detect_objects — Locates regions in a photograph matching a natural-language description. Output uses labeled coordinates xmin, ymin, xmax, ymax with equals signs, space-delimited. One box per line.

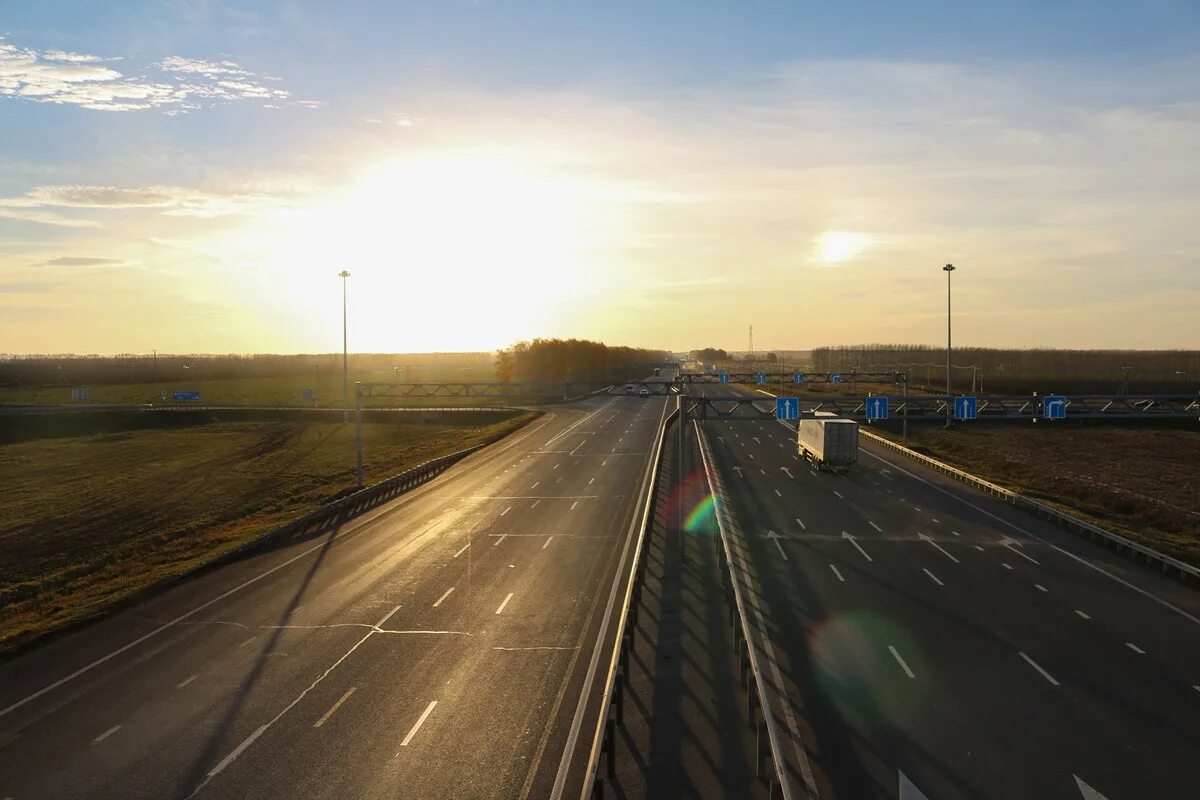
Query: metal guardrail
xmin=695 ymin=420 xmax=794 ymax=799
xmin=180 ymin=443 xmax=489 ymax=576
xmin=860 ymin=430 xmax=1200 ymax=583
xmin=580 ymin=403 xmax=679 ymax=799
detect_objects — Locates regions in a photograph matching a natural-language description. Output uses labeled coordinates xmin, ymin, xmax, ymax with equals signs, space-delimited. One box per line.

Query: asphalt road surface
xmin=0 ymin=389 xmax=671 ymax=800
xmin=691 ymin=381 xmax=1200 ymax=800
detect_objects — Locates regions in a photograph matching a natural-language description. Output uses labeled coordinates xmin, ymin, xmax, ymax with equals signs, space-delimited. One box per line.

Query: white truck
xmin=797 ymin=417 xmax=859 ymax=472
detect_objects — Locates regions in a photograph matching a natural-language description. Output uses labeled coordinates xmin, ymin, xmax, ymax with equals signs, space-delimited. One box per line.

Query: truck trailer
xmin=797 ymin=417 xmax=859 ymax=472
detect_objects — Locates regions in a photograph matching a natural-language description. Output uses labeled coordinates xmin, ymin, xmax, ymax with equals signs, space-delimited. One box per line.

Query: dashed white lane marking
xmin=493 ymin=534 xmax=507 ymax=546
xmin=501 ymin=506 xmax=512 ymax=517
xmin=1075 ymin=609 xmax=1090 ymax=620
xmin=1019 ymin=652 xmax=1060 ymax=686
xmin=888 ymin=646 xmax=916 ymax=679
xmin=809 ymin=469 xmax=817 ymax=477
xmin=93 ymin=724 xmax=121 ymax=743
xmin=1035 ymin=583 xmax=1048 ymax=592
xmin=1193 ymin=685 xmax=1200 ymax=693
xmin=177 ymin=674 xmax=199 ymax=689
xmin=399 ymin=700 xmax=438 ymax=747
xmin=543 ymin=537 xmax=553 ymax=549
xmin=553 ymin=464 xmax=560 ymax=470
xmin=313 ymin=687 xmax=356 ymax=728
xmin=601 ymin=460 xmax=607 ymax=467
xmin=833 ymin=490 xmax=844 ymax=499
xmin=829 ymin=564 xmax=845 ymax=582
xmin=749 ymin=453 xmax=756 ymax=460
xmin=495 ymin=593 xmax=514 ymax=615
xmin=913 ymin=507 xmax=921 ymax=513
xmin=1002 ymin=563 xmax=1014 ymax=570
xmin=238 ymin=636 xmax=256 ymax=648
xmin=868 ymin=521 xmax=883 ymax=533
xmin=951 ymin=530 xmax=961 ymax=536
xmin=923 ymin=568 xmax=944 ymax=587
xmin=973 ymin=545 xmax=985 ymax=552
xmin=588 ymin=477 xmax=595 ymax=485
xmin=570 ymin=500 xmax=579 ymax=511
xmin=931 ymin=518 xmax=941 ymax=524
xmin=1126 ymin=642 xmax=1146 ymax=655
xmin=530 ymin=482 xmax=540 ymax=490
xmin=795 ymin=518 xmax=807 ymax=531
xmin=774 ymin=488 xmax=783 ymax=497
xmin=453 ymin=542 xmax=470 ymax=558
xmin=531 ymin=499 xmax=541 ymax=508
xmin=433 ymin=587 xmax=455 ymax=607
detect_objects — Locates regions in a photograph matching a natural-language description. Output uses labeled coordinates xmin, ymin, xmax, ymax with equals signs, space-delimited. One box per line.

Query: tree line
xmin=495 ymin=339 xmax=669 ymax=383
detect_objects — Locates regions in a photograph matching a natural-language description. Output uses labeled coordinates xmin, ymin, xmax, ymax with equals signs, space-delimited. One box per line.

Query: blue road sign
xmin=302 ymin=388 xmax=314 ymax=401
xmin=719 ymin=373 xmax=730 ymax=384
xmin=757 ymin=372 xmax=767 ymax=384
xmin=830 ymin=373 xmax=842 ymax=384
xmin=866 ymin=396 xmax=889 ymax=420
xmin=173 ymin=391 xmax=201 ymax=401
xmin=793 ymin=373 xmax=805 ymax=384
xmin=1043 ymin=395 xmax=1067 ymax=420
xmin=776 ymin=397 xmax=800 ymax=420
xmin=954 ymin=396 xmax=978 ymax=420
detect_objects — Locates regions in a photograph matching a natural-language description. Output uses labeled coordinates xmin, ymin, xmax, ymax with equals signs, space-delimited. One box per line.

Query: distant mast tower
xmin=748 ymin=324 xmax=754 ymax=359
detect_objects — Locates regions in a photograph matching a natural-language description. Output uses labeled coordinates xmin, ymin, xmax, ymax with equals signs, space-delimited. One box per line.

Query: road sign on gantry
xmin=776 ymin=397 xmax=800 ymax=420
xmin=954 ymin=396 xmax=977 ymax=420
xmin=1043 ymin=395 xmax=1067 ymax=420
xmin=830 ymin=373 xmax=842 ymax=384
xmin=866 ymin=396 xmax=889 ymax=420
xmin=173 ymin=391 xmax=201 ymax=401
xmin=719 ymin=373 xmax=730 ymax=384
xmin=757 ymin=372 xmax=767 ymax=384
xmin=794 ymin=373 xmax=805 ymax=383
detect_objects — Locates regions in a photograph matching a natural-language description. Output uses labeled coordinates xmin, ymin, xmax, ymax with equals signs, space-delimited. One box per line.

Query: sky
xmin=2 ymin=0 xmax=1199 ymax=355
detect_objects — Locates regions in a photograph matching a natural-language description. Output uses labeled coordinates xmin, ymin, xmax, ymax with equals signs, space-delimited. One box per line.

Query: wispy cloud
xmin=40 ymin=256 xmax=127 ymax=267
xmin=0 ymin=183 xmax=301 ymax=227
xmin=0 ymin=39 xmax=319 ymax=112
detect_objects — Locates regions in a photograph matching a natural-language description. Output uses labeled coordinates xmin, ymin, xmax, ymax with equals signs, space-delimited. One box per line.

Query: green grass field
xmin=0 ymin=410 xmax=535 ymax=653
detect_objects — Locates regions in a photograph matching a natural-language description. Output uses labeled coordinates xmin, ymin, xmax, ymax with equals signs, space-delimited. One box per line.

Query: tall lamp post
xmin=339 ymin=270 xmax=351 ymax=422
xmin=943 ymin=263 xmax=955 ymax=428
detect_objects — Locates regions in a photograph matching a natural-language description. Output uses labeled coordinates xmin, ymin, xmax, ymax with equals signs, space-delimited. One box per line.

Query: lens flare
xmin=808 ymin=611 xmax=922 ymax=727
xmin=684 ymin=494 xmax=717 ymax=532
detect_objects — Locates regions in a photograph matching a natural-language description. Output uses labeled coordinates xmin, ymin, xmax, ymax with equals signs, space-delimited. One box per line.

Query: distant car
xmin=638 ymin=386 xmax=651 ymax=397
xmin=624 ymin=383 xmax=637 ymax=394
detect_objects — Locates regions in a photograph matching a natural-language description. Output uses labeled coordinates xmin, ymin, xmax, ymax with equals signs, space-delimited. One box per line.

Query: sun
xmin=815 ymin=230 xmax=872 ymax=264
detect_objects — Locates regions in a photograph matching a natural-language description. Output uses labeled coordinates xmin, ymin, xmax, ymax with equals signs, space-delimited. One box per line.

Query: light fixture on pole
xmin=339 ymin=270 xmax=350 ymax=423
xmin=943 ymin=263 xmax=955 ymax=428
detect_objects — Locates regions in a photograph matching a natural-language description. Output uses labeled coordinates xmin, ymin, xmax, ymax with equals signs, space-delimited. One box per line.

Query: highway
xmin=691 ymin=381 xmax=1200 ymax=799
xmin=0 ymin=389 xmax=671 ymax=799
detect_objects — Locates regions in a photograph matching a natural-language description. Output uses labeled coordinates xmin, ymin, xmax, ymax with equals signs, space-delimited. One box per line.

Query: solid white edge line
xmin=208 ymin=725 xmax=267 ymax=777
xmin=859 ymin=446 xmax=1200 ymax=627
xmin=888 ymin=646 xmax=916 ymax=679
xmin=399 ymin=700 xmax=438 ymax=746
xmin=1019 ymin=652 xmax=1060 ymax=686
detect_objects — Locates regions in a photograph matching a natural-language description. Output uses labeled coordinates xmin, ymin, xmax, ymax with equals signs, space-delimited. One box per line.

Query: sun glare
xmin=238 ymin=150 xmax=628 ymax=351
xmin=815 ymin=230 xmax=872 ymax=264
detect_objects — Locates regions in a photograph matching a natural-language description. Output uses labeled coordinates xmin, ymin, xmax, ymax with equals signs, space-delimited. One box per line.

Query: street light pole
xmin=339 ymin=270 xmax=351 ymax=423
xmin=943 ymin=263 xmax=955 ymax=428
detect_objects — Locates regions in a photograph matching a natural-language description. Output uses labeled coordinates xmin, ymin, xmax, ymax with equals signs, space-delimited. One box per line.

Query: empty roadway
xmin=0 ymin=387 xmax=671 ymax=799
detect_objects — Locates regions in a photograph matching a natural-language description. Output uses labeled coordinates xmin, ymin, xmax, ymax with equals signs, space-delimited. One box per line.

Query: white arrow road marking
xmin=999 ymin=537 xmax=1041 ymax=565
xmin=919 ymin=532 xmax=960 ymax=563
xmin=765 ymin=530 xmax=788 ymax=560
xmin=898 ymin=770 xmax=931 ymax=799
xmin=922 ymin=568 xmax=944 ymax=586
xmin=781 ymin=467 xmax=793 ymax=478
xmin=1074 ymin=775 xmax=1112 ymax=800
xmin=795 ymin=517 xmax=806 ymax=531
xmin=842 ymin=531 xmax=872 ymax=562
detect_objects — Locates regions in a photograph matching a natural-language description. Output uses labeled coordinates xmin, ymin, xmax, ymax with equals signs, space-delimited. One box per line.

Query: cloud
xmin=0 ymin=38 xmax=319 ymax=112
xmin=0 ymin=183 xmax=301 ymax=227
xmin=0 ymin=281 xmax=54 ymax=294
xmin=41 ymin=256 xmax=126 ymax=267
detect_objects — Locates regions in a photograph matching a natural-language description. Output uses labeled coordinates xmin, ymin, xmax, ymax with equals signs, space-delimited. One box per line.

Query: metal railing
xmin=694 ymin=420 xmax=795 ymax=799
xmin=178 ymin=443 xmax=489 ymax=579
xmin=579 ymin=402 xmax=679 ymax=799
xmin=860 ymin=430 xmax=1200 ymax=583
